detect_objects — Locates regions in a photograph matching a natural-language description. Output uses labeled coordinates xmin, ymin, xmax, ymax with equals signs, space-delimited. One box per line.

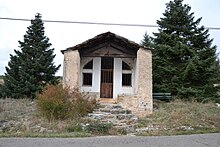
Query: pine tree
xmin=141 ymin=32 xmax=154 ymax=48
xmin=150 ymin=0 xmax=220 ymax=101
xmin=3 ymin=13 xmax=60 ymax=99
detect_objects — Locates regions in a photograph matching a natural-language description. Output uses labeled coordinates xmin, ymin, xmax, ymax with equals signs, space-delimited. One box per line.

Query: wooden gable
xmin=61 ymin=32 xmax=147 ymax=58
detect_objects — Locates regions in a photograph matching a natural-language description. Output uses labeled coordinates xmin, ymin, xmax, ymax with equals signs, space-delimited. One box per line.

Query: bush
xmin=37 ymin=84 xmax=96 ymax=121
xmin=71 ymin=93 xmax=96 ymax=118
xmin=37 ymin=84 xmax=71 ymax=121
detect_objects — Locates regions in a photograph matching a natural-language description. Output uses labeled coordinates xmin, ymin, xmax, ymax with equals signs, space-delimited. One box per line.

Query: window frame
xmin=82 ymin=60 xmax=93 ymax=87
xmin=122 ymin=61 xmax=132 ymax=87
xmin=122 ymin=73 xmax=132 ymax=86
xmin=82 ymin=73 xmax=93 ymax=86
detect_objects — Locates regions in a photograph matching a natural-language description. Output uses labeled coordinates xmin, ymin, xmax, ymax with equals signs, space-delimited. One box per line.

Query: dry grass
xmin=137 ymin=99 xmax=220 ymax=136
xmin=0 ymin=98 xmax=91 ymax=136
xmin=0 ymin=98 xmax=113 ymax=137
xmin=1 ymin=98 xmax=220 ymax=137
xmin=0 ymin=98 xmax=35 ymax=121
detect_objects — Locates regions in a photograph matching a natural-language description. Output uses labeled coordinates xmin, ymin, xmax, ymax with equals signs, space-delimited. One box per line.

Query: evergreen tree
xmin=149 ymin=0 xmax=220 ymax=101
xmin=141 ymin=32 xmax=154 ymax=48
xmin=3 ymin=13 xmax=60 ymax=99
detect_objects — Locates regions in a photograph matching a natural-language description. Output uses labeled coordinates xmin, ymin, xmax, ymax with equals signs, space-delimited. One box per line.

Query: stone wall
xmin=63 ymin=47 xmax=152 ymax=117
xmin=119 ymin=48 xmax=152 ymax=117
xmin=63 ymin=50 xmax=80 ymax=89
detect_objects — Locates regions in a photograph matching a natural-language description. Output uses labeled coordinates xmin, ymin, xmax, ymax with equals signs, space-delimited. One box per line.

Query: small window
xmin=83 ymin=60 xmax=93 ymax=69
xmin=122 ymin=73 xmax=132 ymax=86
xmin=83 ymin=73 xmax=92 ymax=86
xmin=122 ymin=61 xmax=132 ymax=86
xmin=122 ymin=61 xmax=131 ymax=70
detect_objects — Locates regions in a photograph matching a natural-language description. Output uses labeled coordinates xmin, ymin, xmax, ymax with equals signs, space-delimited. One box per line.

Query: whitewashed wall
xmin=114 ymin=58 xmax=136 ymax=99
xmin=80 ymin=57 xmax=101 ymax=93
xmin=80 ymin=56 xmax=136 ymax=99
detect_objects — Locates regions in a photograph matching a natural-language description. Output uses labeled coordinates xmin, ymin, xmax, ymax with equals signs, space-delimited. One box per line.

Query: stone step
xmin=86 ymin=102 xmax=139 ymax=133
xmin=94 ymin=108 xmax=131 ymax=114
xmin=87 ymin=113 xmax=136 ymax=120
xmin=97 ymin=104 xmax=123 ymax=109
xmin=91 ymin=118 xmax=138 ymax=127
xmin=97 ymin=98 xmax=117 ymax=104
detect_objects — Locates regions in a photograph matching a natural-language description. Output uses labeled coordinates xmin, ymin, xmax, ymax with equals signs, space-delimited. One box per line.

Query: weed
xmin=36 ymin=84 xmax=96 ymax=121
xmin=36 ymin=84 xmax=72 ymax=121
xmin=71 ymin=93 xmax=96 ymax=118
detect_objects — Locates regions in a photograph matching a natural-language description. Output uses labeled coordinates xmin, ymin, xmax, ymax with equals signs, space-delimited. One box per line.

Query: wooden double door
xmin=100 ymin=57 xmax=113 ymax=98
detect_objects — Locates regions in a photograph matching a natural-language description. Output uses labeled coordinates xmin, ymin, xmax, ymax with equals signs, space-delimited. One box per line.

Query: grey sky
xmin=0 ymin=0 xmax=219 ymax=76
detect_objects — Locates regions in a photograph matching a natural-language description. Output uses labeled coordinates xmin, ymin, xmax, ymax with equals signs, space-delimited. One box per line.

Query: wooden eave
xmin=61 ymin=32 xmax=150 ymax=55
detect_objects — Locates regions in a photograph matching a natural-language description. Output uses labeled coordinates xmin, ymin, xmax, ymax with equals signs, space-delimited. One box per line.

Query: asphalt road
xmin=0 ymin=133 xmax=220 ymax=147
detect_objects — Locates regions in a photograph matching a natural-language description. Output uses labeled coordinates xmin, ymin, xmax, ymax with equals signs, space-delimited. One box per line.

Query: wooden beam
xmin=81 ymin=54 xmax=136 ymax=58
xmin=80 ymin=42 xmax=137 ymax=57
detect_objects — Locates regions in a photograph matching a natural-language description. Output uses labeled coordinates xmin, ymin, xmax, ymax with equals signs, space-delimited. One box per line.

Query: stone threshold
xmin=96 ymin=98 xmax=117 ymax=104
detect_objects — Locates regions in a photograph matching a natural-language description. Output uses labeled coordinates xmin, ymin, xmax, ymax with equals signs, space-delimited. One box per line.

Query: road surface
xmin=0 ymin=133 xmax=220 ymax=147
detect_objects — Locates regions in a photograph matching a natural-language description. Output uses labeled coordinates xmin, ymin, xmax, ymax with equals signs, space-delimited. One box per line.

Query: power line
xmin=0 ymin=17 xmax=220 ymax=30
xmin=0 ymin=17 xmax=158 ymax=28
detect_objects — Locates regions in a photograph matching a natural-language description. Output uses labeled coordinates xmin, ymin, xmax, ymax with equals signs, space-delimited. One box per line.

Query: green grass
xmin=136 ymin=99 xmax=220 ymax=136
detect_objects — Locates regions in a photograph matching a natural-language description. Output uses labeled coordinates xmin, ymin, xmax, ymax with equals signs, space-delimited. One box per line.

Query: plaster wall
xmin=114 ymin=58 xmax=135 ymax=99
xmin=119 ymin=48 xmax=153 ymax=117
xmin=63 ymin=50 xmax=80 ymax=89
xmin=80 ymin=57 xmax=101 ymax=96
xmin=62 ymin=46 xmax=153 ymax=117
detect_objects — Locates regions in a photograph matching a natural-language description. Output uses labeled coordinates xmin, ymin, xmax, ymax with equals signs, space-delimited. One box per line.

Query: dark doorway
xmin=100 ymin=57 xmax=114 ymax=98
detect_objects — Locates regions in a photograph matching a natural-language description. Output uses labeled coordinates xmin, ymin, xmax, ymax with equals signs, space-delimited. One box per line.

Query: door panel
xmin=100 ymin=83 xmax=113 ymax=98
xmin=100 ymin=69 xmax=113 ymax=98
xmin=100 ymin=57 xmax=113 ymax=98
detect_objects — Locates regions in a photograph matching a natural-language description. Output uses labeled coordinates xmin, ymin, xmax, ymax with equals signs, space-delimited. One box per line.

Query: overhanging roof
xmin=61 ymin=32 xmax=148 ymax=54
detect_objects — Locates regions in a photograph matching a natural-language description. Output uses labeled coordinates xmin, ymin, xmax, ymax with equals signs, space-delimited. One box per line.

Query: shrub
xmin=37 ymin=84 xmax=96 ymax=121
xmin=71 ymin=91 xmax=96 ymax=118
xmin=37 ymin=84 xmax=71 ymax=121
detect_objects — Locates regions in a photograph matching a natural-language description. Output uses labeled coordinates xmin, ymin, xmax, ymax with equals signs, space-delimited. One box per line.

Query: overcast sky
xmin=0 ymin=0 xmax=220 ymax=76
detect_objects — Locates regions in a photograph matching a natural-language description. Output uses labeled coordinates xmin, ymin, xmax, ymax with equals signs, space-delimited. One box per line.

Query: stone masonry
xmin=62 ymin=32 xmax=153 ymax=117
xmin=119 ymin=48 xmax=153 ymax=117
xmin=63 ymin=50 xmax=80 ymax=89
